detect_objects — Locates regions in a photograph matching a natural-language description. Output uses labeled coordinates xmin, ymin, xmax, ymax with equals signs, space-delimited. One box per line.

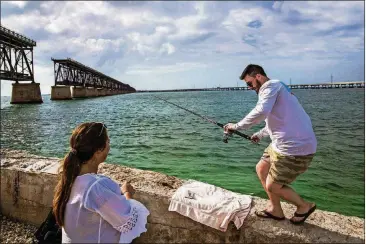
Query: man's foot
xmin=290 ymin=203 xmax=316 ymax=225
xmin=255 ymin=209 xmax=285 ymax=221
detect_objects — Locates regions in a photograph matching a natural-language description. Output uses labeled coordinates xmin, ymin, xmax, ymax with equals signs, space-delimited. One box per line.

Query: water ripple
xmin=1 ymin=90 xmax=365 ymax=217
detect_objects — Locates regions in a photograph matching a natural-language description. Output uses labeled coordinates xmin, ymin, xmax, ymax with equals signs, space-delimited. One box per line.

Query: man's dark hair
xmin=239 ymin=64 xmax=267 ymax=80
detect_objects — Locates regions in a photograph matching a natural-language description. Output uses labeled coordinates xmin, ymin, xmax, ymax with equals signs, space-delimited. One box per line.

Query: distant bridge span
xmin=137 ymin=81 xmax=365 ymax=93
xmin=51 ymin=58 xmax=136 ymax=100
xmin=52 ymin=58 xmax=135 ymax=91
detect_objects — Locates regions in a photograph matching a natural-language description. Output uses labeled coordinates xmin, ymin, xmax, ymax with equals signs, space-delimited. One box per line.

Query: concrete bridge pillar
xmin=85 ymin=87 xmax=98 ymax=97
xmin=11 ymin=83 xmax=43 ymax=104
xmin=92 ymin=88 xmax=98 ymax=97
xmin=50 ymin=86 xmax=72 ymax=100
xmin=98 ymin=88 xmax=106 ymax=96
xmin=71 ymin=86 xmax=87 ymax=98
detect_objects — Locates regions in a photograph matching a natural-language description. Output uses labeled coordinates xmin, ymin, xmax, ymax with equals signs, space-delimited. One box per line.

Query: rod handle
xmin=217 ymin=122 xmax=251 ymax=141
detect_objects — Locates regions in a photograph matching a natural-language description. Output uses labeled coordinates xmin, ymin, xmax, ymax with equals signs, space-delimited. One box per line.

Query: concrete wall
xmin=51 ymin=86 xmax=72 ymax=100
xmin=0 ymin=149 xmax=364 ymax=243
xmin=11 ymin=83 xmax=43 ymax=104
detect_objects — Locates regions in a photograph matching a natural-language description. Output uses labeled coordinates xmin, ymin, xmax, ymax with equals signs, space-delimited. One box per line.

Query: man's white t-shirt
xmin=234 ymin=80 xmax=317 ymax=156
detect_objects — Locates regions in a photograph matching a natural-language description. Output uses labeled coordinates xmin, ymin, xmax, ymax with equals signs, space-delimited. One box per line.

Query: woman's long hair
xmin=53 ymin=122 xmax=108 ymax=226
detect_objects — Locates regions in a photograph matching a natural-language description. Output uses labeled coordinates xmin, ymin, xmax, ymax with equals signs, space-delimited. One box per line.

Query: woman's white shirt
xmin=62 ymin=174 xmax=149 ymax=243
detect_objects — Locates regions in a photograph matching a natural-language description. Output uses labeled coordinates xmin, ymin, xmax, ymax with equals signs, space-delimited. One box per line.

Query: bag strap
xmin=33 ymin=208 xmax=61 ymax=243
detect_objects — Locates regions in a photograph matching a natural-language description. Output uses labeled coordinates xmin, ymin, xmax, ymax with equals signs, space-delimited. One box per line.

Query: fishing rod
xmin=153 ymin=95 xmax=254 ymax=143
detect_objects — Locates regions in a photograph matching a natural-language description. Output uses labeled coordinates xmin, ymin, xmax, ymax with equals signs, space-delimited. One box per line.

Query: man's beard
xmin=254 ymin=79 xmax=261 ymax=94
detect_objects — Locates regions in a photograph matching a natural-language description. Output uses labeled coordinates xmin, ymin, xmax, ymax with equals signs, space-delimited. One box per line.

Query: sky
xmin=1 ymin=1 xmax=365 ymax=96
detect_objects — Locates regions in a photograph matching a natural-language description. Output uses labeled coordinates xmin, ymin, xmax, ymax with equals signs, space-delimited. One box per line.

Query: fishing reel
xmin=222 ymin=121 xmax=236 ymax=143
xmin=222 ymin=131 xmax=233 ymax=143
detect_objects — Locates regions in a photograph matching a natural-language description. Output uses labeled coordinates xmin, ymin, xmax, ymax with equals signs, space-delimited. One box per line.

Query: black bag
xmin=33 ymin=208 xmax=62 ymax=244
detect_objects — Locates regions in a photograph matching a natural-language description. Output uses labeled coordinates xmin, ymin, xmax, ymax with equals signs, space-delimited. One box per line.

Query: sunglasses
xmin=84 ymin=122 xmax=107 ymax=137
xmin=246 ymin=81 xmax=253 ymax=87
xmin=98 ymin=123 xmax=107 ymax=137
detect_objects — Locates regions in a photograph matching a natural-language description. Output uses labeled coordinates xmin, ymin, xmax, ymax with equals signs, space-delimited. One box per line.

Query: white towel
xmin=168 ymin=180 xmax=252 ymax=232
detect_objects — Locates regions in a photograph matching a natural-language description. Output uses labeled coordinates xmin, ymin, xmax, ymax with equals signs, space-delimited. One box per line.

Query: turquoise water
xmin=1 ymin=89 xmax=365 ymax=217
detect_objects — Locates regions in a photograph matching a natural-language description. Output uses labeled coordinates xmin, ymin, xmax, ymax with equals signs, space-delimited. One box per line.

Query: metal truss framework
xmin=0 ymin=25 xmax=36 ymax=82
xmin=52 ymin=58 xmax=135 ymax=91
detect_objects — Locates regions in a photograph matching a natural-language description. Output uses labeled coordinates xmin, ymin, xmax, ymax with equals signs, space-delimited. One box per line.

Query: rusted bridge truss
xmin=0 ymin=25 xmax=36 ymax=82
xmin=52 ymin=58 xmax=135 ymax=91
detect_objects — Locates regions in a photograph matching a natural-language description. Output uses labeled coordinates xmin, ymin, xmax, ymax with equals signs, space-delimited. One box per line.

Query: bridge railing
xmin=0 ymin=25 xmax=36 ymax=47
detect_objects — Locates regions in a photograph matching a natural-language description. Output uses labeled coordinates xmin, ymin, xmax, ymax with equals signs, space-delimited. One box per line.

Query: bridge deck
xmin=0 ymin=25 xmax=36 ymax=48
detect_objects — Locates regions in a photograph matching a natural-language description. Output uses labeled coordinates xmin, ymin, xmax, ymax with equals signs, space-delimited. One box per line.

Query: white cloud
xmin=3 ymin=1 xmax=28 ymax=8
xmin=0 ymin=1 xmax=364 ymax=95
xmin=159 ymin=43 xmax=176 ymax=55
xmin=1 ymin=9 xmax=49 ymax=33
xmin=125 ymin=62 xmax=208 ymax=75
xmin=272 ymin=1 xmax=283 ymax=10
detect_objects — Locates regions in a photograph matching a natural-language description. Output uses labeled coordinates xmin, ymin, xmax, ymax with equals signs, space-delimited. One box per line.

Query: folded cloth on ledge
xmin=168 ymin=180 xmax=252 ymax=232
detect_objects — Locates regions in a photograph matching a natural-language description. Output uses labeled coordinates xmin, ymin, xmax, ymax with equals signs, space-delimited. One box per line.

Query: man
xmin=224 ymin=64 xmax=317 ymax=224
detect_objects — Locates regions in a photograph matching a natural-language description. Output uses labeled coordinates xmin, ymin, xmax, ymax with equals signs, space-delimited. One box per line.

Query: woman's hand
xmin=121 ymin=182 xmax=135 ymax=199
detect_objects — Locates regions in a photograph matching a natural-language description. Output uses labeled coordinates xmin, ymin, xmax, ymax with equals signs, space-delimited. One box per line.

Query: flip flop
xmin=255 ymin=210 xmax=285 ymax=221
xmin=290 ymin=204 xmax=317 ymax=225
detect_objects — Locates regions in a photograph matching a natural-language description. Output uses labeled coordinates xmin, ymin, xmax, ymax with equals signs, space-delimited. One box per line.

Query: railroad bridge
xmin=51 ymin=58 xmax=135 ymax=100
xmin=1 ymin=25 xmax=136 ymax=102
xmin=0 ymin=25 xmax=42 ymax=104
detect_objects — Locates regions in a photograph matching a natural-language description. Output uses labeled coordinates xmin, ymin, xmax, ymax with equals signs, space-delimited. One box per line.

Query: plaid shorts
xmin=261 ymin=144 xmax=314 ymax=185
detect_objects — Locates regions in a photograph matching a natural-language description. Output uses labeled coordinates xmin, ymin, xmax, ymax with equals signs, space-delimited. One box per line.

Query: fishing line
xmin=152 ymin=95 xmax=256 ymax=144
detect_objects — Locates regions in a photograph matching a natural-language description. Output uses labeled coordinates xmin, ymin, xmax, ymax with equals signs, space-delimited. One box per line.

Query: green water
xmin=1 ymin=89 xmax=365 ymax=218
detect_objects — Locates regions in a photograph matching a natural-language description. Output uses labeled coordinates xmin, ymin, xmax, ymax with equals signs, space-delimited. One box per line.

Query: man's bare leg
xmin=266 ymin=179 xmax=315 ymax=221
xmin=256 ymin=160 xmax=284 ymax=217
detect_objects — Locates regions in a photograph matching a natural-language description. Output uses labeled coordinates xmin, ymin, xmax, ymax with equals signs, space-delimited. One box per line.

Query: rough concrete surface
xmin=0 ymin=149 xmax=364 ymax=243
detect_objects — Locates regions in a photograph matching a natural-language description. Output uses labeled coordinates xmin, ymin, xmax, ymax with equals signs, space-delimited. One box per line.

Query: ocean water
xmin=1 ymin=89 xmax=364 ymax=217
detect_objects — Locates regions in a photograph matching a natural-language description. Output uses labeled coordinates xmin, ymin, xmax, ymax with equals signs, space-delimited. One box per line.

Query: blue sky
xmin=1 ymin=1 xmax=365 ymax=95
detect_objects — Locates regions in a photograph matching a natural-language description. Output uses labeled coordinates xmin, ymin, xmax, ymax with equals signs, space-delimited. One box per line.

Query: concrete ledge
xmin=0 ymin=149 xmax=364 ymax=243
xmin=11 ymin=83 xmax=43 ymax=104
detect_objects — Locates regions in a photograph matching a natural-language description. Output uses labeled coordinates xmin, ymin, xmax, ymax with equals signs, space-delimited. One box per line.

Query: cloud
xmin=3 ymin=1 xmax=28 ymax=9
xmin=247 ymin=20 xmax=263 ymax=29
xmin=0 ymin=1 xmax=364 ymax=95
xmin=125 ymin=62 xmax=208 ymax=75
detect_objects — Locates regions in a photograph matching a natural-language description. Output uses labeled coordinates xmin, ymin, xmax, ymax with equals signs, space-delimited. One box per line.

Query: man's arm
xmin=233 ymin=82 xmax=281 ymax=131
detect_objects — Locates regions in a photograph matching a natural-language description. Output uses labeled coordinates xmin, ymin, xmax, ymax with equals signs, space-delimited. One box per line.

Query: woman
xmin=53 ymin=122 xmax=149 ymax=243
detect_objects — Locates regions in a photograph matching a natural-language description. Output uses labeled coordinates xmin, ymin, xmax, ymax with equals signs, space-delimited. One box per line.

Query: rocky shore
xmin=0 ymin=214 xmax=38 ymax=244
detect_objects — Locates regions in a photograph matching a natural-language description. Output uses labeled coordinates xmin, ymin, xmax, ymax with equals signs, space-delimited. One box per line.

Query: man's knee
xmin=266 ymin=180 xmax=282 ymax=193
xmin=256 ymin=160 xmax=270 ymax=175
